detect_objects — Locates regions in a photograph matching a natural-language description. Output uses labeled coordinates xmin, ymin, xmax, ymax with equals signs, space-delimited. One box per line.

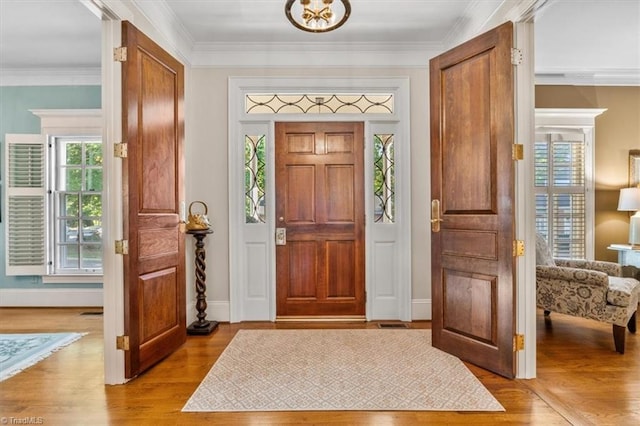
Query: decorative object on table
xmin=186 ymin=228 xmax=218 ymax=335
xmin=285 ymin=0 xmax=351 ymax=33
xmin=617 ymin=186 xmax=640 ymax=247
xmin=0 ymin=332 xmax=86 ymax=382
xmin=185 ymin=200 xmax=211 ymax=231
xmin=183 ymin=329 xmax=504 ymax=412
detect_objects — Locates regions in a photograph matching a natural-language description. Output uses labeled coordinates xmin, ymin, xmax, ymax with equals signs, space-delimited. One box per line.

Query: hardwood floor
xmin=0 ymin=308 xmax=637 ymax=425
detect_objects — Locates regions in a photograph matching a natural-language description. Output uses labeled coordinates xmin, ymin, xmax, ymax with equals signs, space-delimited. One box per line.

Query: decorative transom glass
xmin=374 ymin=134 xmax=395 ymax=223
xmin=245 ymin=135 xmax=266 ymax=223
xmin=246 ymin=94 xmax=394 ymax=114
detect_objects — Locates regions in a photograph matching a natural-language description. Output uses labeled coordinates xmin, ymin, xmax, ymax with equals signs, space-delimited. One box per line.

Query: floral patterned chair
xmin=535 ymin=234 xmax=639 ymax=353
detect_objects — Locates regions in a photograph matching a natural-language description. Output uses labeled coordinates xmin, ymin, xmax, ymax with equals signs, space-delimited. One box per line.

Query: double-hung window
xmin=4 ymin=109 xmax=102 ymax=279
xmin=51 ymin=137 xmax=103 ymax=274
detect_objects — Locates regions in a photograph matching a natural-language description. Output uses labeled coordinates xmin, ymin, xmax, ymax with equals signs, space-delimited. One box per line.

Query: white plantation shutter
xmin=4 ymin=134 xmax=47 ymax=275
xmin=534 ymin=131 xmax=589 ymax=259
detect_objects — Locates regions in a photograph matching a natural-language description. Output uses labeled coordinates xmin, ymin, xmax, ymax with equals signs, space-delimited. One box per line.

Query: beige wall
xmin=535 ymin=86 xmax=640 ymax=261
xmin=186 ymin=67 xmax=431 ymax=307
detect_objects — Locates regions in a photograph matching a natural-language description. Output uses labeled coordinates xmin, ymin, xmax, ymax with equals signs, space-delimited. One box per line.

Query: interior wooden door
xmin=275 ymin=122 xmax=365 ymax=319
xmin=122 ymin=21 xmax=186 ymax=378
xmin=430 ymin=21 xmax=516 ymax=378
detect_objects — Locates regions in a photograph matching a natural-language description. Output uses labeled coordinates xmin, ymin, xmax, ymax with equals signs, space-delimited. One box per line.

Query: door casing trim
xmin=229 ymin=77 xmax=412 ymax=323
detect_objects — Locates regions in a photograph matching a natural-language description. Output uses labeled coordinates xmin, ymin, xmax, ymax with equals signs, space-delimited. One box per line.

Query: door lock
xmin=275 ymin=228 xmax=287 ymax=245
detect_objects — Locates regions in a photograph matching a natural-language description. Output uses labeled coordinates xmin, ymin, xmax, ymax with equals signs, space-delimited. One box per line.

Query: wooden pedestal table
xmin=186 ymin=229 xmax=218 ymax=335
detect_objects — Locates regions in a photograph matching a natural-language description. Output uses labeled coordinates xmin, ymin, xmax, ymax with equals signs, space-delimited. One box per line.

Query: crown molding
xmin=535 ymin=68 xmax=640 ymax=86
xmin=0 ymin=67 xmax=101 ymax=86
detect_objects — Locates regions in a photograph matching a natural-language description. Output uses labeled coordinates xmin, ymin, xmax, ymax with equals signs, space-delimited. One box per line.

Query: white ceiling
xmin=0 ymin=0 xmax=638 ymax=85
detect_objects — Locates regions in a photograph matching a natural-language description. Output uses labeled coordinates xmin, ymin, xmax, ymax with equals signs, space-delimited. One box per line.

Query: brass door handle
xmin=431 ymin=199 xmax=444 ymax=232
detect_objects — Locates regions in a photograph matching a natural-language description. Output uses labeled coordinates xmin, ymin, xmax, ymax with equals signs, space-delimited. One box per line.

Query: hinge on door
xmin=513 ymin=240 xmax=525 ymax=257
xmin=511 ymin=48 xmax=523 ymax=65
xmin=116 ymin=335 xmax=130 ymax=351
xmin=514 ymin=334 xmax=525 ymax=351
xmin=114 ymin=143 xmax=128 ymax=158
xmin=114 ymin=46 xmax=127 ymax=62
xmin=512 ymin=144 xmax=524 ymax=161
xmin=115 ymin=240 xmax=129 ymax=255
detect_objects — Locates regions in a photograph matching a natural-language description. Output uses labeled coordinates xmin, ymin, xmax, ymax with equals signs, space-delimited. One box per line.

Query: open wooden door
xmin=430 ymin=21 xmax=516 ymax=378
xmin=121 ymin=21 xmax=186 ymax=378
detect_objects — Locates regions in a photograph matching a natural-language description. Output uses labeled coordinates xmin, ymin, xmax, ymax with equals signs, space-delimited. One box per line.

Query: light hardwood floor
xmin=0 ymin=308 xmax=637 ymax=425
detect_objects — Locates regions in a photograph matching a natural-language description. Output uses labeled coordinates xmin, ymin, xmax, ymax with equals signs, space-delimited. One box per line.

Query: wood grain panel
xmin=288 ymin=241 xmax=317 ymax=298
xmin=441 ymin=230 xmax=498 ymax=260
xmin=442 ymin=52 xmax=494 ymax=214
xmin=138 ymin=228 xmax=178 ymax=259
xmin=326 ymin=133 xmax=354 ymax=153
xmin=443 ymin=269 xmax=497 ymax=345
xmin=140 ymin=54 xmax=177 ymax=212
xmin=139 ymin=268 xmax=179 ymax=342
xmin=287 ymin=133 xmax=315 ymax=154
xmin=326 ymin=240 xmax=356 ymax=298
xmin=286 ymin=165 xmax=315 ymax=223
xmin=325 ymin=165 xmax=354 ymax=222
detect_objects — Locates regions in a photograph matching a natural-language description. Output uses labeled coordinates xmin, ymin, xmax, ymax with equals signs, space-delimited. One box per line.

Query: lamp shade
xmin=617 ymin=187 xmax=640 ymax=211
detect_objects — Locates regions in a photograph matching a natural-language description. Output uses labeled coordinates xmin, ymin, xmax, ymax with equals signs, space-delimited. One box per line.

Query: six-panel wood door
xmin=275 ymin=122 xmax=365 ymax=318
xmin=122 ymin=21 xmax=186 ymax=378
xmin=429 ymin=22 xmax=516 ymax=378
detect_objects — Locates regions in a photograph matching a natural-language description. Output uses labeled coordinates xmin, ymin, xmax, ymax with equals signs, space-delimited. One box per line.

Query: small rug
xmin=183 ymin=329 xmax=504 ymax=412
xmin=0 ymin=332 xmax=86 ymax=382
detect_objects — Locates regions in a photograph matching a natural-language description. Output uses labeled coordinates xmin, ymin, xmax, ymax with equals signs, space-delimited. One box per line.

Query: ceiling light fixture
xmin=285 ymin=0 xmax=351 ymax=33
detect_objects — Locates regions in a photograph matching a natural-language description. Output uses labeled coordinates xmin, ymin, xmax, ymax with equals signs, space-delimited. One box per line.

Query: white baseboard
xmin=0 ymin=288 xmax=103 ymax=307
xmin=187 ymin=300 xmax=231 ymax=324
xmin=411 ymin=299 xmax=432 ymax=320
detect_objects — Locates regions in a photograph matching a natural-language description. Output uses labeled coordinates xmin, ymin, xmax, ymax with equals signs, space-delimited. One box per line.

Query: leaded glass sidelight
xmin=245 ymin=135 xmax=266 ymax=223
xmin=374 ymin=134 xmax=395 ymax=223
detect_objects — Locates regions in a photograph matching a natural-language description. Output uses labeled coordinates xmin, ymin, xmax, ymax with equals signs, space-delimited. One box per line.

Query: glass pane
xmin=552 ymin=193 xmax=585 ymax=259
xmin=84 ymin=142 xmax=103 ymax=166
xmin=60 ymin=219 xmax=79 ymax=243
xmin=81 ymin=219 xmax=102 ymax=242
xmin=244 ymin=135 xmax=266 ymax=223
xmin=81 ymin=245 xmax=103 ymax=270
xmin=61 ymin=193 xmax=79 ymax=217
xmin=64 ymin=142 xmax=82 ymax=165
xmin=81 ymin=194 xmax=102 ymax=217
xmin=60 ymin=168 xmax=82 ymax=191
xmin=373 ymin=134 xmax=395 ymax=223
xmin=552 ymin=142 xmax=584 ymax=187
xmin=85 ymin=168 xmax=103 ymax=191
xmin=534 ymin=141 xmax=549 ymax=187
xmin=59 ymin=245 xmax=79 ymax=269
xmin=535 ymin=194 xmax=549 ymax=240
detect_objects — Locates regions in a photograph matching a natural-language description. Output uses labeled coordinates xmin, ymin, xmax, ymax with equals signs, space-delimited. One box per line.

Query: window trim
xmin=535 ymin=108 xmax=606 ymax=260
xmin=31 ymin=109 xmax=103 ymax=278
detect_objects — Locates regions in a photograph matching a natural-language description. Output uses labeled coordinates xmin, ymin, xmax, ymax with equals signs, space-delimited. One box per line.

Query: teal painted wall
xmin=0 ymin=85 xmax=102 ymax=288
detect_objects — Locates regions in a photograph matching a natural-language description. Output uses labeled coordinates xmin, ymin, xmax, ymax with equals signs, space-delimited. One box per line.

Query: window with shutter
xmin=535 ymin=132 xmax=589 ymax=259
xmin=4 ymin=134 xmax=47 ymax=275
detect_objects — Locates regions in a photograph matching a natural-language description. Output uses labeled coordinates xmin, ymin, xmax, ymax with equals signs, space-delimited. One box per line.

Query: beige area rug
xmin=182 ymin=329 xmax=504 ymax=412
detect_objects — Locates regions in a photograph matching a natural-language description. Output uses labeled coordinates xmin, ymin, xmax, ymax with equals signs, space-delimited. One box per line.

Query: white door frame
xmin=228 ymin=77 xmax=412 ymax=323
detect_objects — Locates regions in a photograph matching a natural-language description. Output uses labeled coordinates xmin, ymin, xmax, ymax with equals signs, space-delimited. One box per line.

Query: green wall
xmin=0 ymin=85 xmax=102 ymax=288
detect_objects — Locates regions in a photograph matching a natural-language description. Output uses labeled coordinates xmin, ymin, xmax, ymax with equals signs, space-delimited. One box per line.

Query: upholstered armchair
xmin=535 ymin=234 xmax=640 ymax=353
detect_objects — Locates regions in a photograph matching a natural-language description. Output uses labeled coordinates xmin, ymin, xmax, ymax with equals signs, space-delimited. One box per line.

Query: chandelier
xmin=285 ymin=0 xmax=351 ymax=33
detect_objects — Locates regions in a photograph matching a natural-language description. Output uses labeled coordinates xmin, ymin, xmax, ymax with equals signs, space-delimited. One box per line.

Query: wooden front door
xmin=122 ymin=21 xmax=186 ymax=378
xmin=275 ymin=122 xmax=365 ymax=318
xmin=429 ymin=22 xmax=516 ymax=378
